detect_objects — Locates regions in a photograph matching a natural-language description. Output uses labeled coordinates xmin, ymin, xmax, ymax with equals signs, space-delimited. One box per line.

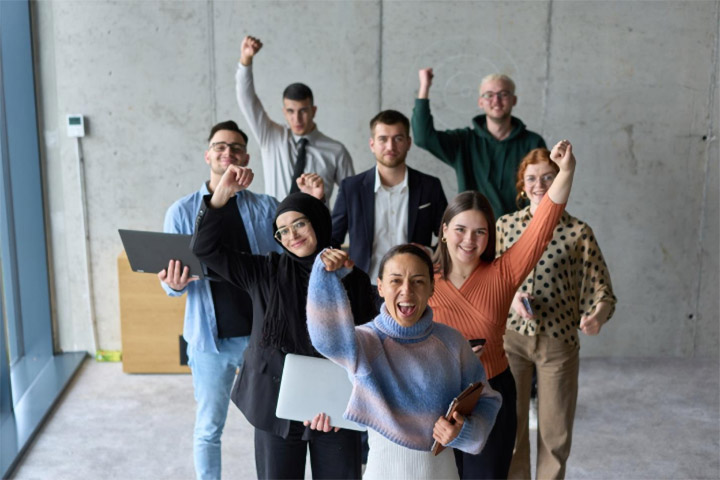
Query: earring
xmin=521 ymin=191 xmax=527 ymax=198
xmin=441 ymin=237 xmax=447 ymax=243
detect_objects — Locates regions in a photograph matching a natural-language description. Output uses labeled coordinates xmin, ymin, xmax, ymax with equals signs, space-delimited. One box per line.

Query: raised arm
xmin=306 ymin=250 xmax=363 ymax=373
xmin=417 ymin=67 xmax=434 ymax=99
xmin=412 ymin=68 xmax=464 ymax=165
xmin=497 ymin=140 xmax=576 ymax=287
xmin=547 ymin=140 xmax=575 ymax=205
xmin=209 ymin=165 xmax=254 ymax=209
xmin=295 ymin=173 xmax=326 ymax=201
xmin=191 ymin=166 xmax=267 ymax=290
xmin=239 ymin=35 xmax=262 ymax=67
xmin=496 ymin=216 xmax=536 ymax=319
xmin=236 ymin=35 xmax=283 ymax=146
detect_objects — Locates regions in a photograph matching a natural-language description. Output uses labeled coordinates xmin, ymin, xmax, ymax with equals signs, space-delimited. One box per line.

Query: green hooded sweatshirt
xmin=412 ymin=98 xmax=546 ymax=219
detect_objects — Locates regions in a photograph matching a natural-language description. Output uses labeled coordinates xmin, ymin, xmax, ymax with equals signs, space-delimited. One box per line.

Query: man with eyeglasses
xmin=158 ymin=120 xmax=322 ymax=480
xmin=412 ymin=68 xmax=546 ymax=219
xmin=236 ymin=35 xmax=355 ymax=206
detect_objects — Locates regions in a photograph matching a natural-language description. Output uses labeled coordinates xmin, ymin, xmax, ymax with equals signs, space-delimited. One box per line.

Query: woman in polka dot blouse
xmin=497 ymin=148 xmax=616 ymax=480
xmin=429 ymin=140 xmax=576 ymax=479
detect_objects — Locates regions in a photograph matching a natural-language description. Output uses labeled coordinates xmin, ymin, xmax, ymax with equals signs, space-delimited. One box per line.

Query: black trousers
xmin=454 ymin=367 xmax=517 ymax=479
xmin=254 ymin=421 xmax=362 ymax=479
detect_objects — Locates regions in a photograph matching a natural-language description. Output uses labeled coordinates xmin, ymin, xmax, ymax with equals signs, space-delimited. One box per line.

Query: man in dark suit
xmin=332 ymin=110 xmax=447 ymax=283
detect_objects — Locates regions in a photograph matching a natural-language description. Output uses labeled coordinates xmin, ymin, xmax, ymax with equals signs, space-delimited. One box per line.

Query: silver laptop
xmin=276 ymin=354 xmax=366 ymax=432
xmin=118 ymin=229 xmax=206 ymax=279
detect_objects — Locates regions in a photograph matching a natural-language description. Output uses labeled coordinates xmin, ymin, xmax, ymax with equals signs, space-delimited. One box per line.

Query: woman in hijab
xmin=192 ymin=165 xmax=376 ymax=479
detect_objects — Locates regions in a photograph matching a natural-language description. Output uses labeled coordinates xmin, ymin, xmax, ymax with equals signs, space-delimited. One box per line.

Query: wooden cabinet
xmin=118 ymin=252 xmax=190 ymax=373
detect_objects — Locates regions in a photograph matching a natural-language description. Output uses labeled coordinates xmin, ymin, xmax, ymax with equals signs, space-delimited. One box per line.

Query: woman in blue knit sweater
xmin=306 ymin=244 xmax=502 ymax=479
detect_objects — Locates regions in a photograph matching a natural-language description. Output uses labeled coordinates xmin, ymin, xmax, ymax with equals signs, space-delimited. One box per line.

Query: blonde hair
xmin=479 ymin=74 xmax=516 ymax=95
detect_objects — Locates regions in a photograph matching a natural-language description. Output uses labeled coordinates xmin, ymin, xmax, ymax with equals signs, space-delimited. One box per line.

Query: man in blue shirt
xmin=158 ymin=121 xmax=321 ymax=479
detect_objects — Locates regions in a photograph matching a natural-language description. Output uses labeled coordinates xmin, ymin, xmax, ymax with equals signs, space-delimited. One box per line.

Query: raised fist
xmin=240 ymin=35 xmax=263 ymax=66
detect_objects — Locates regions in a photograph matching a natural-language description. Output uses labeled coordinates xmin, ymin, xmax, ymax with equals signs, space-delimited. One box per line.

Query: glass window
xmin=1 ymin=2 xmax=85 ymax=476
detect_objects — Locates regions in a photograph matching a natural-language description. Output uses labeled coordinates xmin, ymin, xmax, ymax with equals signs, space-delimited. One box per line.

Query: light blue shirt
xmin=162 ymin=183 xmax=281 ymax=353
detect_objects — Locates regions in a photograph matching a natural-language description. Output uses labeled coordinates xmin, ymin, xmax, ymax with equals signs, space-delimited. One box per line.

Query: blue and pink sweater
xmin=306 ymin=254 xmax=502 ymax=453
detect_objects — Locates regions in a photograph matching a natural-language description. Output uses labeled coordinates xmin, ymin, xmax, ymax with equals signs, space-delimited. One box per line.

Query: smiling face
xmin=274 ymin=210 xmax=317 ymax=257
xmin=377 ymin=253 xmax=434 ymax=328
xmin=442 ymin=209 xmax=489 ymax=270
xmin=205 ymin=129 xmax=249 ymax=175
xmin=282 ymin=98 xmax=317 ymax=136
xmin=478 ymin=78 xmax=517 ymax=123
xmin=522 ymin=160 xmax=557 ymax=208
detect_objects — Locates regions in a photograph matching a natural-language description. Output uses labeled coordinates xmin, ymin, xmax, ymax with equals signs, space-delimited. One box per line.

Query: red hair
xmin=515 ymin=148 xmax=559 ymax=208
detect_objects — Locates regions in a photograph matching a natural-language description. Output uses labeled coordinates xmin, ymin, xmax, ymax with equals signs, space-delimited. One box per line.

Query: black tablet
xmin=118 ymin=229 xmax=205 ymax=279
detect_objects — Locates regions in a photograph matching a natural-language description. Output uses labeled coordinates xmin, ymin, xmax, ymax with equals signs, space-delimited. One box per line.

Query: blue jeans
xmin=188 ymin=336 xmax=250 ymax=480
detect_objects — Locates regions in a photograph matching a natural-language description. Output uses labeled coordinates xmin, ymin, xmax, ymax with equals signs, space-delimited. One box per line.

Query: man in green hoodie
xmin=412 ymin=68 xmax=546 ymax=219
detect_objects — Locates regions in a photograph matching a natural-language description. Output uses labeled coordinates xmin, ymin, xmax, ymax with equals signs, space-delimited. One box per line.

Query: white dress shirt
xmin=236 ymin=63 xmax=355 ymax=202
xmin=369 ymin=167 xmax=409 ymax=282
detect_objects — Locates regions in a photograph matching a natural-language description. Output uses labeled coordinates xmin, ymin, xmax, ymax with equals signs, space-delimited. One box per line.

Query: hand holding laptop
xmin=304 ymin=412 xmax=340 ymax=433
xmin=158 ymin=259 xmax=198 ymax=291
xmin=275 ymin=354 xmax=366 ymax=431
xmin=119 ymin=230 xmax=206 ymax=279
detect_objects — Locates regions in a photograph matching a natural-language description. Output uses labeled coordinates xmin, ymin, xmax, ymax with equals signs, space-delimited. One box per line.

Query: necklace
xmin=449 ymin=271 xmax=469 ymax=288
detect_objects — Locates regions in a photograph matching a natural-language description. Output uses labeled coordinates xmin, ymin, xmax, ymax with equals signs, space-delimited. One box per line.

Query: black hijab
xmin=272 ymin=193 xmax=332 ymax=261
xmin=262 ymin=193 xmax=332 ymax=355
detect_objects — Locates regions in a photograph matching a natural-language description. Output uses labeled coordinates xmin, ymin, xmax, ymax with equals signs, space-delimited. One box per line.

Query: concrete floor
xmin=8 ymin=357 xmax=720 ymax=480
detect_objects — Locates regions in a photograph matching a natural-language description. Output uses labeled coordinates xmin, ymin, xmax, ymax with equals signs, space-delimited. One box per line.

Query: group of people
xmin=158 ymin=35 xmax=616 ymax=480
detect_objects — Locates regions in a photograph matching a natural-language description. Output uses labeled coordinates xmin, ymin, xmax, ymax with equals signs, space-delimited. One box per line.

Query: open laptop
xmin=118 ymin=229 xmax=206 ymax=279
xmin=276 ymin=354 xmax=366 ymax=432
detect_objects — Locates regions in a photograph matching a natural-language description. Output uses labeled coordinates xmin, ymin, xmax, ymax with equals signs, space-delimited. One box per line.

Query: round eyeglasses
xmin=274 ymin=218 xmax=310 ymax=242
xmin=524 ymin=173 xmax=556 ymax=185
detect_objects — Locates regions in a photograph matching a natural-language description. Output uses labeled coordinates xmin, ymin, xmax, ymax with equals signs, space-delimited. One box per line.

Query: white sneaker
xmin=529 ymin=397 xmax=538 ymax=430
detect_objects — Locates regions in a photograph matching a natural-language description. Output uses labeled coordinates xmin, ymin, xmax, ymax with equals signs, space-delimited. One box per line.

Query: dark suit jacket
xmin=331 ymin=166 xmax=448 ymax=277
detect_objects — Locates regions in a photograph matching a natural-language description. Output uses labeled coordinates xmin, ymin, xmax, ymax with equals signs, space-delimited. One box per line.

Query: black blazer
xmin=331 ymin=166 xmax=448 ymax=276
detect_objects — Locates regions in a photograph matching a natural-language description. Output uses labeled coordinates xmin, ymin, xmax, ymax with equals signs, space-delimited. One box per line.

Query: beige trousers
xmin=504 ymin=330 xmax=580 ymax=480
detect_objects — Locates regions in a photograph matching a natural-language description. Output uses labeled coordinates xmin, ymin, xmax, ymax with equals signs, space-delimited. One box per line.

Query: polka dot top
xmin=496 ymin=206 xmax=616 ymax=347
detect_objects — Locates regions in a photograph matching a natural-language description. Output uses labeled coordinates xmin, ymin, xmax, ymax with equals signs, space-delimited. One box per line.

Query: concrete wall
xmin=32 ymin=0 xmax=719 ymax=357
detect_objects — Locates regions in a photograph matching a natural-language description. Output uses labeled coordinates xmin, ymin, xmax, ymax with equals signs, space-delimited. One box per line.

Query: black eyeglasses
xmin=210 ymin=142 xmax=247 ymax=154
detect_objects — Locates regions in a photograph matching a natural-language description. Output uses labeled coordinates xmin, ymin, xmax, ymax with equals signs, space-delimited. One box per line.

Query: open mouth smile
xmin=396 ymin=302 xmax=417 ymax=317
